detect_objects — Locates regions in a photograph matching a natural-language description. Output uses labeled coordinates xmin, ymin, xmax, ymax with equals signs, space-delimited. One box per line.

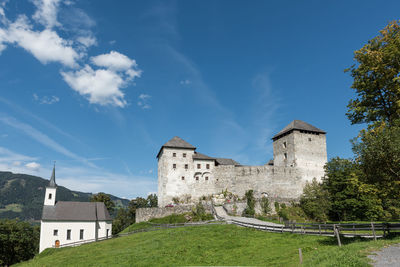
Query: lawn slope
xmin=16 ymin=224 xmax=400 ymax=267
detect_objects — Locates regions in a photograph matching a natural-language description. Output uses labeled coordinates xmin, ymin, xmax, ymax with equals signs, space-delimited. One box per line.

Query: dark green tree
xmin=147 ymin=194 xmax=158 ymax=207
xmin=299 ymin=178 xmax=330 ymax=222
xmin=112 ymin=208 xmax=130 ymax=235
xmin=242 ymin=190 xmax=255 ymax=217
xmin=346 ymin=20 xmax=400 ymax=125
xmin=0 ymin=219 xmax=39 ymax=266
xmin=260 ymin=196 xmax=272 ymax=216
xmin=91 ymin=192 xmax=115 ymax=213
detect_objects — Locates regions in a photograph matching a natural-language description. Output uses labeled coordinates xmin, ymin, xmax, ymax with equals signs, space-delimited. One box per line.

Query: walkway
xmin=368 ymin=244 xmax=400 ymax=267
xmin=214 ymin=206 xmax=282 ymax=227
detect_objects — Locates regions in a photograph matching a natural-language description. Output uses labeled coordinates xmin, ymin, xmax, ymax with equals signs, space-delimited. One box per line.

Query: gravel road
xmin=368 ymin=244 xmax=400 ymax=267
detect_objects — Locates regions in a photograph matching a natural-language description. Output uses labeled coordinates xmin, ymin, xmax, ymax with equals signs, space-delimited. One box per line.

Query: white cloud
xmin=76 ymin=35 xmax=97 ymax=48
xmin=0 ymin=146 xmax=37 ymax=163
xmin=33 ymin=93 xmax=60 ymax=104
xmin=137 ymin=93 xmax=151 ymax=109
xmin=91 ymin=51 xmax=140 ymax=76
xmin=180 ymin=79 xmax=191 ymax=85
xmin=61 ymin=65 xmax=128 ymax=107
xmin=25 ymin=161 xmax=40 ymax=171
xmin=5 ymin=15 xmax=79 ymax=67
xmin=32 ymin=0 xmax=61 ymax=28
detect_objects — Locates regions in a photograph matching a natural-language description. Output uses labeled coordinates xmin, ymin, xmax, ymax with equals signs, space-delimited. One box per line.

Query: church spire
xmin=49 ymin=162 xmax=56 ymax=188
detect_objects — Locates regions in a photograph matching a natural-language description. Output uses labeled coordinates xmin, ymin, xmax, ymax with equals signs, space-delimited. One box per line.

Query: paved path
xmin=368 ymin=244 xmax=400 ymax=267
xmin=214 ymin=206 xmax=282 ymax=227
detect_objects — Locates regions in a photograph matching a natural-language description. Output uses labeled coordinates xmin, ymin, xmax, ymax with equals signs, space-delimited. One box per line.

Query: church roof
xmin=42 ymin=201 xmax=112 ymax=221
xmin=272 ymin=120 xmax=326 ymax=140
xmin=192 ymin=152 xmax=215 ymax=160
xmin=157 ymin=136 xmax=196 ymax=158
xmin=48 ymin=165 xmax=56 ymax=188
xmin=215 ymin=158 xmax=240 ymax=166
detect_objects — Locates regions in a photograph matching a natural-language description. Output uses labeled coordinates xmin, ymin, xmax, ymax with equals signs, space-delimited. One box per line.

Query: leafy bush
xmin=260 ymin=197 xmax=272 ymax=215
xmin=242 ymin=190 xmax=255 ymax=217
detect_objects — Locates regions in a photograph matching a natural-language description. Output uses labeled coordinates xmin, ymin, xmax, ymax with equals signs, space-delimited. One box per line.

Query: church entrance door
xmin=55 ymin=240 xmax=60 ymax=248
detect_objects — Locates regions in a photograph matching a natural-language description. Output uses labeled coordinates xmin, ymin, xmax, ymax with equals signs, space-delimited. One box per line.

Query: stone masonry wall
xmin=136 ymin=204 xmax=212 ymax=223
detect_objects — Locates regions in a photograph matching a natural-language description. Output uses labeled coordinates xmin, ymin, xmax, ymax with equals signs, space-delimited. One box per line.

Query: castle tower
xmin=44 ymin=164 xmax=57 ymax=206
xmin=157 ymin=136 xmax=196 ymax=207
xmin=272 ymin=120 xmax=327 ymax=183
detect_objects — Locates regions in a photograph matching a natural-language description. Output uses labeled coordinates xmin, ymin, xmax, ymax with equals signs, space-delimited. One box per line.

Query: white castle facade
xmin=157 ymin=120 xmax=327 ymax=207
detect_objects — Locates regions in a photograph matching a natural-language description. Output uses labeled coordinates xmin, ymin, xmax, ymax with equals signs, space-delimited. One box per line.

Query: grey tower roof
xmin=48 ymin=165 xmax=56 ymax=188
xmin=42 ymin=201 xmax=112 ymax=221
xmin=215 ymin=158 xmax=240 ymax=166
xmin=272 ymin=120 xmax=326 ymax=140
xmin=192 ymin=152 xmax=215 ymax=160
xmin=157 ymin=136 xmax=196 ymax=158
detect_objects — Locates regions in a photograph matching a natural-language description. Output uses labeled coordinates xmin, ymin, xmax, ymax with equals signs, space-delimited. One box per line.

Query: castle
xmin=157 ymin=120 xmax=327 ymax=207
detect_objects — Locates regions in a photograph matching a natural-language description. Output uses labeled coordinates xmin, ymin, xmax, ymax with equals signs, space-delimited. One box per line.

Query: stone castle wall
xmin=136 ymin=204 xmax=212 ymax=223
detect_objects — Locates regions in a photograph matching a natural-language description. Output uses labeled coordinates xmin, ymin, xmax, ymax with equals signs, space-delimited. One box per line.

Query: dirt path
xmin=368 ymin=244 xmax=400 ymax=267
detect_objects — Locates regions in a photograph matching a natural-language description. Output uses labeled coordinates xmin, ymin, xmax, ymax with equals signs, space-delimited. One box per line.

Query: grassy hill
xmin=0 ymin=171 xmax=129 ymax=221
xmin=16 ymin=224 xmax=400 ymax=266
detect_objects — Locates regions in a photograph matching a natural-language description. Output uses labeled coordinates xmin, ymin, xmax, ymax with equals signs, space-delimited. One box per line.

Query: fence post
xmin=298 ymin=248 xmax=303 ymax=265
xmin=353 ymin=224 xmax=356 ymax=236
xmin=334 ymin=224 xmax=342 ymax=247
xmin=318 ymin=224 xmax=321 ymax=236
xmin=371 ymin=222 xmax=377 ymax=241
xmin=301 ymin=225 xmax=304 ymax=234
xmin=292 ymin=223 xmax=295 ymax=233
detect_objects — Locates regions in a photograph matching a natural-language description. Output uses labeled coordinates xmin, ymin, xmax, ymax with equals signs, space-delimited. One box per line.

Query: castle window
xmin=48 ymin=193 xmax=52 ymax=200
xmin=206 ymin=164 xmax=210 ymax=169
xmin=53 ymin=229 xmax=58 ymax=236
xmin=80 ymin=229 xmax=84 ymax=240
xmin=173 ymin=153 xmax=176 ymax=157
xmin=205 ymin=176 xmax=209 ymax=181
xmin=308 ymin=138 xmax=312 ymax=141
xmin=182 ymin=176 xmax=185 ymax=180
xmin=67 ymin=229 xmax=71 ymax=240
xmin=183 ymin=153 xmax=186 ymax=158
xmin=283 ymin=141 xmax=287 ymax=148
xmin=196 ymin=176 xmax=199 ymax=181
xmin=284 ymin=153 xmax=287 ymax=160
xmin=185 ymin=164 xmax=188 ymax=169
xmin=173 ymin=164 xmax=176 ymax=169
xmin=197 ymin=164 xmax=201 ymax=169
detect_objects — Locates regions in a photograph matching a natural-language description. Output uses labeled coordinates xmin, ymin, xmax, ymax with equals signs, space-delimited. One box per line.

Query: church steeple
xmin=49 ymin=163 xmax=56 ymax=188
xmin=44 ymin=163 xmax=57 ymax=206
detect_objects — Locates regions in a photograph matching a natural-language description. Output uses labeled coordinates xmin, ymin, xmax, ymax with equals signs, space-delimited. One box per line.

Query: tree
xmin=346 ymin=21 xmax=400 ymax=125
xmin=147 ymin=194 xmax=158 ymax=207
xmin=300 ymin=178 xmax=330 ymax=222
xmin=90 ymin=192 xmax=115 ymax=213
xmin=112 ymin=208 xmax=130 ymax=235
xmin=260 ymin=196 xmax=272 ymax=216
xmin=352 ymin=121 xmax=400 ymax=219
xmin=242 ymin=190 xmax=255 ymax=217
xmin=0 ymin=219 xmax=39 ymax=266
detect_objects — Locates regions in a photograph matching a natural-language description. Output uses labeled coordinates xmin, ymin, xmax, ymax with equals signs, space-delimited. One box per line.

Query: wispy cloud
xmin=0 ymin=114 xmax=96 ymax=168
xmin=137 ymin=93 xmax=151 ymax=109
xmin=180 ymin=79 xmax=191 ymax=85
xmin=33 ymin=93 xmax=60 ymax=104
xmin=25 ymin=161 xmax=41 ymax=171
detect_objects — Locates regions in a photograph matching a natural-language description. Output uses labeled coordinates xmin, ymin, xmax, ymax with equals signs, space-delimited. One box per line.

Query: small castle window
xmin=173 ymin=153 xmax=176 ymax=157
xmin=183 ymin=153 xmax=186 ymax=158
xmin=48 ymin=193 xmax=52 ymax=200
xmin=284 ymin=153 xmax=287 ymax=160
xmin=80 ymin=229 xmax=84 ymax=240
xmin=67 ymin=229 xmax=71 ymax=240
xmin=308 ymin=138 xmax=312 ymax=141
xmin=173 ymin=164 xmax=176 ymax=169
xmin=196 ymin=176 xmax=199 ymax=181
xmin=206 ymin=164 xmax=210 ymax=169
xmin=197 ymin=164 xmax=201 ymax=169
xmin=205 ymin=176 xmax=209 ymax=181
xmin=181 ymin=176 xmax=185 ymax=180
xmin=53 ymin=229 xmax=58 ymax=236
xmin=185 ymin=164 xmax=188 ymax=169
xmin=283 ymin=142 xmax=287 ymax=148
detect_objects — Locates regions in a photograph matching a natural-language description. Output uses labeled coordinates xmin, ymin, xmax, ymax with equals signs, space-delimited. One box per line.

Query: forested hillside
xmin=0 ymin=171 xmax=129 ymax=221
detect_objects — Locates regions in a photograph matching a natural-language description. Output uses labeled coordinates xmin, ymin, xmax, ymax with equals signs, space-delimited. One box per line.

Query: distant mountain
xmin=0 ymin=171 xmax=130 ymax=221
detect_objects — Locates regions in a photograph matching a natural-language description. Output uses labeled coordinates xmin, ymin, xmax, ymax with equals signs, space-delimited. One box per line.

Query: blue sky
xmin=0 ymin=0 xmax=398 ymax=199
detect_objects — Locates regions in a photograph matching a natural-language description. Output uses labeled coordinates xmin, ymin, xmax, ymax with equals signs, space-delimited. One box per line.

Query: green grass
xmin=15 ymin=224 xmax=400 ymax=266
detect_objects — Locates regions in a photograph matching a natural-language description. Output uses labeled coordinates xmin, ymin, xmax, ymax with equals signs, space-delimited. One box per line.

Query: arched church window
xmin=48 ymin=193 xmax=52 ymax=200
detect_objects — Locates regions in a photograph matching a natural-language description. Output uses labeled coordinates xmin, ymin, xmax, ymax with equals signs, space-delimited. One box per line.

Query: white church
xmin=39 ymin=166 xmax=113 ymax=253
